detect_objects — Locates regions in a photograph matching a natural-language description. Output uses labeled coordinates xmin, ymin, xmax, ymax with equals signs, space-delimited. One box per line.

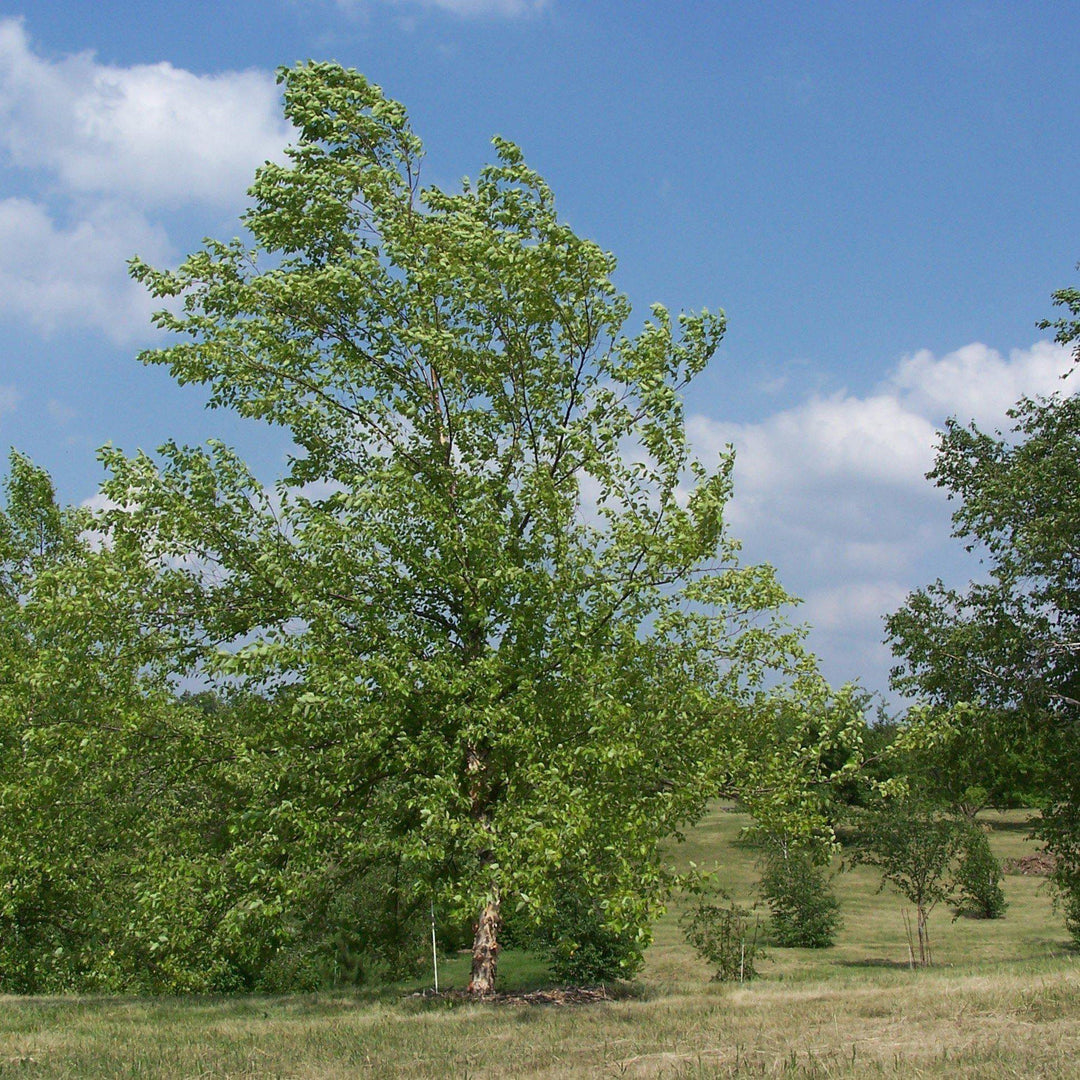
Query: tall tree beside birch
xmin=887 ymin=275 xmax=1080 ymax=940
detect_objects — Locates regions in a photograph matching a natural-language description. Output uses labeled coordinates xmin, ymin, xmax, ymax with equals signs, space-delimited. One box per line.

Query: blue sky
xmin=0 ymin=1 xmax=1077 ymax=697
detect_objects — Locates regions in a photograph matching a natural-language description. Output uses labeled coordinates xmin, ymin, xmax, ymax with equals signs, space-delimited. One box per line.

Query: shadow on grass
xmin=949 ymin=906 xmax=1008 ymax=921
xmin=835 ymin=958 xmax=919 ymax=970
xmin=984 ymin=817 xmax=1039 ymax=835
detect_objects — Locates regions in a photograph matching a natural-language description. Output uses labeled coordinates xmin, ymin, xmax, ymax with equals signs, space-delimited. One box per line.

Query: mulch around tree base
xmin=411 ymin=986 xmax=623 ymax=1005
xmin=1002 ymin=852 xmax=1056 ymax=876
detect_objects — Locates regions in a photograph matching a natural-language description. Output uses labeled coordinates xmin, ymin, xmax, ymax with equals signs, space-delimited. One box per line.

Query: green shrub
xmin=262 ymin=862 xmax=430 ymax=990
xmin=1035 ymin=810 xmax=1080 ymax=946
xmin=537 ymin=891 xmax=645 ymax=984
xmin=759 ymin=850 xmax=842 ymax=947
xmin=1056 ymin=886 xmax=1080 ymax=945
xmin=1046 ymin=845 xmax=1080 ymax=945
xmin=679 ymin=891 xmax=762 ymax=982
xmin=952 ymin=826 xmax=1007 ymax=920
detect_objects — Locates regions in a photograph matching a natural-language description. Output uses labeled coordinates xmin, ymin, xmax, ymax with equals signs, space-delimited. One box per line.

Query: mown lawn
xmin=2 ymin=806 xmax=1077 ymax=1078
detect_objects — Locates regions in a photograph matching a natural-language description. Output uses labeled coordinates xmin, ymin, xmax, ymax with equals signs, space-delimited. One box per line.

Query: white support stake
xmin=431 ymin=900 xmax=439 ymax=994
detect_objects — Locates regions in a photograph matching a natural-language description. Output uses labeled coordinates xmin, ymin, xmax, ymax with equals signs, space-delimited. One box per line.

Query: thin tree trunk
xmin=916 ymin=904 xmax=930 ymax=967
xmin=468 ymin=893 xmax=501 ymax=996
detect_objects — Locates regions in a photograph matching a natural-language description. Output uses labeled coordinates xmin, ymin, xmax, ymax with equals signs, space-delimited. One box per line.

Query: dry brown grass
xmin=1 ymin=806 xmax=1076 ymax=1078
xmin=2 ymin=966 xmax=1078 ymax=1078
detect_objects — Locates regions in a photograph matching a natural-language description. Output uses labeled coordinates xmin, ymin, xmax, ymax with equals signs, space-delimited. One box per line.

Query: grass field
xmin=2 ymin=806 xmax=1077 ymax=1078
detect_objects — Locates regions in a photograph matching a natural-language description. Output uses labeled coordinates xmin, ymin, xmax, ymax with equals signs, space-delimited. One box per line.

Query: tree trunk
xmin=467 ymin=894 xmax=501 ymax=996
xmin=464 ymin=724 xmax=500 ymax=996
xmin=916 ymin=903 xmax=931 ymax=967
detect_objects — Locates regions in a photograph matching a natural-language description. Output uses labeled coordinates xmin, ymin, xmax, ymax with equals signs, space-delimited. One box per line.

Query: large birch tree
xmin=105 ymin=62 xmax=809 ymax=994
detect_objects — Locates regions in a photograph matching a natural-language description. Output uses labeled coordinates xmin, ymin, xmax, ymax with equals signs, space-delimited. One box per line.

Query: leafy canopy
xmin=101 ymin=62 xmax=817 ymax=983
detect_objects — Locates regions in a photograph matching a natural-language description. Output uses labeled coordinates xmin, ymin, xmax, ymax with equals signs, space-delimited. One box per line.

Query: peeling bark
xmin=467 ymin=894 xmax=501 ymax=996
xmin=464 ymin=734 xmax=501 ymax=996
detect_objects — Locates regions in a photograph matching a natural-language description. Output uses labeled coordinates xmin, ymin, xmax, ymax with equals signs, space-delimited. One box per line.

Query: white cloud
xmin=692 ymin=340 xmax=1075 ymax=696
xmin=0 ymin=197 xmax=171 ymax=342
xmin=802 ymin=581 xmax=912 ymax=634
xmin=888 ymin=340 xmax=1068 ymax=425
xmin=690 ymin=393 xmax=939 ymax=495
xmin=0 ymin=17 xmax=290 ymax=208
xmin=334 ymin=0 xmax=548 ymax=16
xmin=0 ymin=18 xmax=294 ymax=340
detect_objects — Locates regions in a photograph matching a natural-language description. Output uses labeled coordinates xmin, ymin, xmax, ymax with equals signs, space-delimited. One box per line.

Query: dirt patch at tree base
xmin=1002 ymin=852 xmax=1056 ymax=876
xmin=410 ymin=985 xmax=629 ymax=1006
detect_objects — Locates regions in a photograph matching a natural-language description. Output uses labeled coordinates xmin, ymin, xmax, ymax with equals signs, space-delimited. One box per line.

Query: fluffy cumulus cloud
xmin=0 ymin=18 xmax=293 ymax=341
xmin=0 ymin=18 xmax=290 ymax=207
xmin=887 ymin=340 xmax=1068 ymax=424
xmin=691 ymin=341 xmax=1075 ymax=696
xmin=0 ymin=197 xmax=171 ymax=343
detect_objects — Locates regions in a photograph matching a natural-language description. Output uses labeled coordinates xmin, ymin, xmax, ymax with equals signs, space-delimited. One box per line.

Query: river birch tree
xmin=104 ymin=62 xmax=809 ymax=995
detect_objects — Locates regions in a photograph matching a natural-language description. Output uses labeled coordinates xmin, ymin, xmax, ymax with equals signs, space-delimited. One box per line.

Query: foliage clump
xmin=952 ymin=826 xmax=1008 ymax=920
xmin=759 ymin=848 xmax=842 ymax=948
xmin=535 ymin=890 xmax=645 ymax=985
xmin=680 ymin=890 xmax=763 ymax=982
